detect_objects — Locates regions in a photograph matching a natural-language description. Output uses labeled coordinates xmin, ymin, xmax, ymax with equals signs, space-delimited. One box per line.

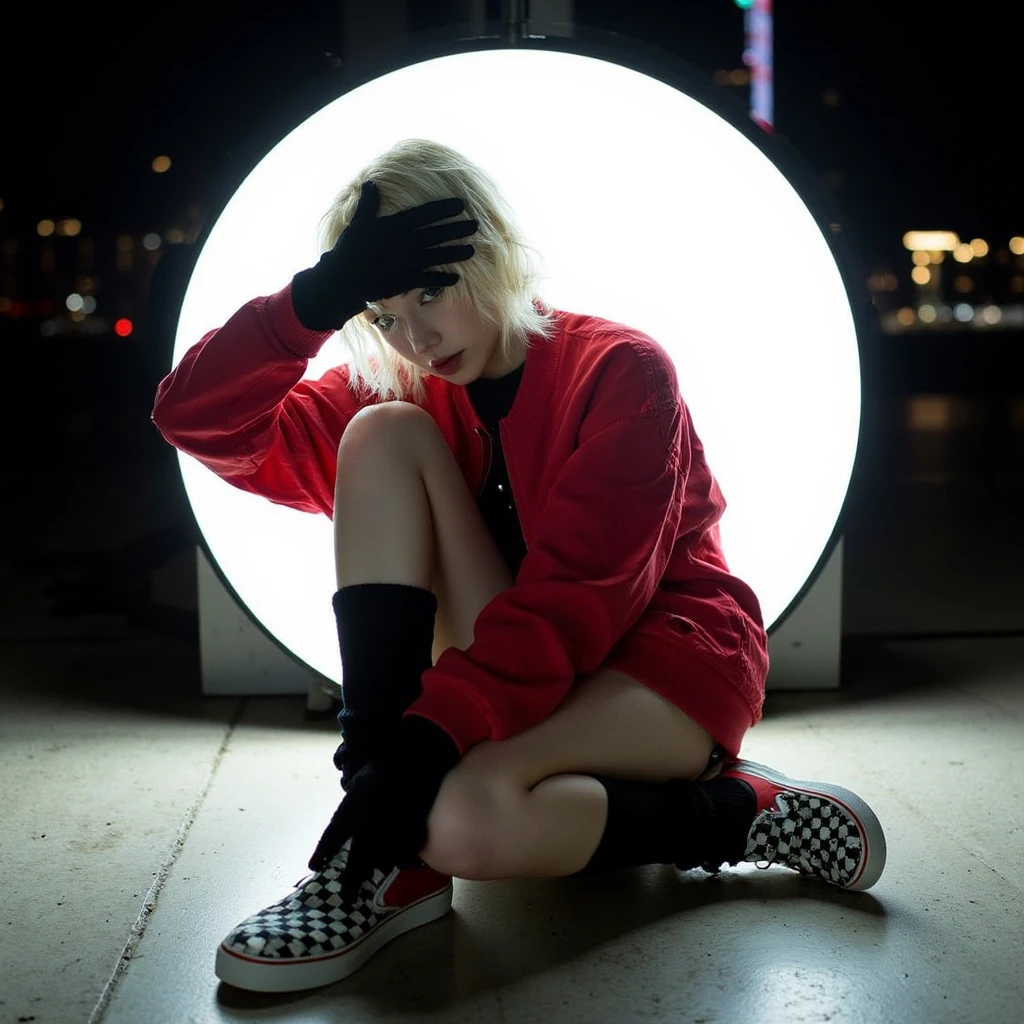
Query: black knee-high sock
xmin=331 ymin=584 xmax=437 ymax=789
xmin=572 ymin=776 xmax=758 ymax=875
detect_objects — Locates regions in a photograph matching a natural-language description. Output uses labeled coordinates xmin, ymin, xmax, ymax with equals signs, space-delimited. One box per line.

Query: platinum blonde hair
xmin=317 ymin=138 xmax=558 ymax=404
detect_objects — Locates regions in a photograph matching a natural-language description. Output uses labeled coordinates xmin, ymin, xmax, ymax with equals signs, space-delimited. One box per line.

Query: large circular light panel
xmin=173 ymin=47 xmax=861 ymax=684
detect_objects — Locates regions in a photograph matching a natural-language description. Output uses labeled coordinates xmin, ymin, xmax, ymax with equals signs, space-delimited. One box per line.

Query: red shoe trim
xmin=379 ymin=867 xmax=451 ymax=907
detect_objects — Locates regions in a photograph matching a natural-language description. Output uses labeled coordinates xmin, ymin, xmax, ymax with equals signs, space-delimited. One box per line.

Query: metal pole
xmin=504 ymin=0 xmax=527 ymax=45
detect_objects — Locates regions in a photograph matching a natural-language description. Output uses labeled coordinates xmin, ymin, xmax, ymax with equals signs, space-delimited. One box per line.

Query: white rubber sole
xmin=730 ymin=759 xmax=888 ymax=892
xmin=214 ymin=882 xmax=454 ymax=993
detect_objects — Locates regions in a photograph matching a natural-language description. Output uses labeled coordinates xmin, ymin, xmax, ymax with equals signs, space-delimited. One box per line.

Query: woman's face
xmin=360 ymin=285 xmax=524 ymax=382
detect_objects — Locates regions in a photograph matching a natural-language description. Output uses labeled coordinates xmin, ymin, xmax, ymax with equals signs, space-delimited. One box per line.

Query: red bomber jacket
xmin=152 ymin=284 xmax=769 ymax=758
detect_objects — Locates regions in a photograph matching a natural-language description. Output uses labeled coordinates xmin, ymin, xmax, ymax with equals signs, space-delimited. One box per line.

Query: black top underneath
xmin=466 ymin=363 xmax=528 ymax=577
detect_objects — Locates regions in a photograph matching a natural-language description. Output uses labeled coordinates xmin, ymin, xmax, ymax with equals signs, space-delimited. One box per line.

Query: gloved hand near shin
xmin=309 ymin=714 xmax=462 ymax=903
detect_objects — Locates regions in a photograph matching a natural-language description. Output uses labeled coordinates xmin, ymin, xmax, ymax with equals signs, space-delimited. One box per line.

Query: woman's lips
xmin=431 ymin=351 xmax=463 ymax=374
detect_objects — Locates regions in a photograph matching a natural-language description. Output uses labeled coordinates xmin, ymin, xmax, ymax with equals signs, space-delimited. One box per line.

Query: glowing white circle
xmin=171 ymin=48 xmax=861 ymax=683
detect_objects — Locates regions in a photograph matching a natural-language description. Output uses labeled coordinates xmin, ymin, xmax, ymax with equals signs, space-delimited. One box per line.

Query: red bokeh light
xmin=114 ymin=318 xmax=134 ymax=337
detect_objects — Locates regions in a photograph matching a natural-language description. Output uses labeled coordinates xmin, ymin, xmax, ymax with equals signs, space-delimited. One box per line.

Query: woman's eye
xmin=374 ymin=286 xmax=444 ymax=331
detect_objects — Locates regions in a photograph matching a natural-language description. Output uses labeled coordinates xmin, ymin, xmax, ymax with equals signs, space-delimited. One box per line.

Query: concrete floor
xmin=2 ymin=395 xmax=1023 ymax=1023
xmin=4 ymin=628 xmax=1023 ymax=1024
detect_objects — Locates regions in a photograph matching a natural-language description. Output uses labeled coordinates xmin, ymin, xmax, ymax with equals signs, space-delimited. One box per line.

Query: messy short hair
xmin=317 ymin=138 xmax=558 ymax=404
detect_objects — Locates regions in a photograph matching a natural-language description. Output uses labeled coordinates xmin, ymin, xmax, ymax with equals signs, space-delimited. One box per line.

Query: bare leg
xmin=503 ymin=776 xmax=610 ymax=878
xmin=333 ymin=407 xmax=435 ymax=590
xmin=420 ymin=669 xmax=715 ymax=880
xmin=333 ymin=403 xmax=514 ymax=661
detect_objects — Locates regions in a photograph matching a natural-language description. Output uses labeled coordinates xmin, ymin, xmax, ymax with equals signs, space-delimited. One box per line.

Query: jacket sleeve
xmin=151 ymin=283 xmax=364 ymax=515
xmin=406 ymin=350 xmax=689 ymax=753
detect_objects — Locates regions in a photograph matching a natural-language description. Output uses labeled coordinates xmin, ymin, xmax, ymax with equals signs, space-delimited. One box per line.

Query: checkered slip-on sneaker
xmin=718 ymin=760 xmax=887 ymax=892
xmin=214 ymin=840 xmax=453 ymax=993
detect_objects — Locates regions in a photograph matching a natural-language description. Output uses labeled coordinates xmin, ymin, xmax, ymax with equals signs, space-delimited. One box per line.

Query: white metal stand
xmin=764 ymin=537 xmax=843 ymax=690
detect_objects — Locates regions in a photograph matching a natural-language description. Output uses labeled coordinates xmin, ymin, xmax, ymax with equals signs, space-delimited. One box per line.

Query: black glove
xmin=291 ymin=179 xmax=479 ymax=331
xmin=308 ymin=715 xmax=462 ymax=903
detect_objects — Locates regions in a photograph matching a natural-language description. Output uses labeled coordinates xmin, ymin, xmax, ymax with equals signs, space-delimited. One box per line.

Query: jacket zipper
xmin=475 ymin=423 xmax=528 ymax=548
xmin=475 ymin=426 xmax=493 ymax=498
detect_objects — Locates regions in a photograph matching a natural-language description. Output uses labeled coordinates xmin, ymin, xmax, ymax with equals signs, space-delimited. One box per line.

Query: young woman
xmin=152 ymin=138 xmax=886 ymax=994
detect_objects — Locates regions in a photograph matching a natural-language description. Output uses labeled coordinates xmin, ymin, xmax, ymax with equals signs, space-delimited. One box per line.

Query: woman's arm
xmin=151 ymin=283 xmax=363 ymax=514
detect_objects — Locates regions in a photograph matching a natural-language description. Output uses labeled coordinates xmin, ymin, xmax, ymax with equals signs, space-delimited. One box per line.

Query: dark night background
xmin=0 ymin=0 xmax=1021 ymax=654
xmin=3 ymin=2 xmax=1017 ymax=260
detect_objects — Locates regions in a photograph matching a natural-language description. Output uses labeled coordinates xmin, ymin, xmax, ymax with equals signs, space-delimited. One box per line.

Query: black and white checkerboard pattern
xmin=744 ymin=791 xmax=864 ymax=887
xmin=222 ymin=842 xmax=389 ymax=961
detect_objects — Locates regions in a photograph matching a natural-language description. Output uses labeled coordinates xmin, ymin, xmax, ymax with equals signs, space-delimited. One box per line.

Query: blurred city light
xmin=116 ymin=235 xmax=134 ymax=252
xmin=912 ymin=250 xmax=929 ymax=266
xmin=953 ymin=303 xmax=974 ymax=322
xmin=911 ymin=266 xmax=931 ymax=285
xmin=143 ymin=233 xmax=162 ymax=251
xmin=59 ymin=219 xmax=82 ymax=237
xmin=114 ymin=317 xmax=133 ymax=337
xmin=970 ymin=238 xmax=989 ymax=258
xmin=152 ymin=155 xmax=172 ymax=173
xmin=37 ymin=220 xmax=55 ymax=237
xmin=918 ymin=304 xmax=937 ymax=323
xmin=868 ymin=272 xmax=898 ymax=291
xmin=165 ymin=228 xmax=185 ymax=244
xmin=82 ymin=296 xmax=97 ymax=314
xmin=953 ymin=243 xmax=974 ymax=263
xmin=903 ymin=230 xmax=958 ymax=251
xmin=981 ymin=305 xmax=1002 ymax=325
xmin=65 ymin=293 xmax=84 ymax=312
xmin=1010 ymin=236 xmax=1024 ymax=256
xmin=896 ymin=307 xmax=916 ymax=326
xmin=907 ymin=396 xmax=953 ymax=431
xmin=929 ymin=250 xmax=945 ymax=264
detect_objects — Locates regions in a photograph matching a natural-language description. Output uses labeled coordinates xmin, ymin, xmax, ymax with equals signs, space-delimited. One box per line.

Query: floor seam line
xmin=86 ymin=698 xmax=248 ymax=1024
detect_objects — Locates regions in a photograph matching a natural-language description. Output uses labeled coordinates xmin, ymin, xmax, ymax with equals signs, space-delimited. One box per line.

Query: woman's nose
xmin=407 ymin=322 xmax=440 ymax=353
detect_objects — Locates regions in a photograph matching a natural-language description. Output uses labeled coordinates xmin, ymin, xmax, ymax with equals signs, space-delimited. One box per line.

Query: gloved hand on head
xmin=291 ymin=180 xmax=479 ymax=331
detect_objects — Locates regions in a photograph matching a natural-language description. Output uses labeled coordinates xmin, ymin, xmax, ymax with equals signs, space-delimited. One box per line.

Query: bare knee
xmin=337 ymin=402 xmax=439 ymax=465
xmin=420 ymin=770 xmax=515 ymax=880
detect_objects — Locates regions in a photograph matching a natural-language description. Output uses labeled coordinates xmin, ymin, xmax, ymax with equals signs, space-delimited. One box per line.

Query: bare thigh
xmin=454 ymin=667 xmax=716 ymax=789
